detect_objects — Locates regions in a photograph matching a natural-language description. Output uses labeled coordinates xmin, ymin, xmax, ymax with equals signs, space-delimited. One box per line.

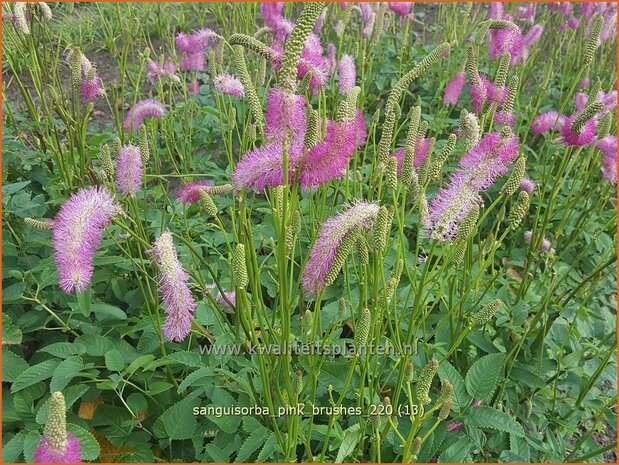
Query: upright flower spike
xmin=501 ymin=156 xmax=526 ymax=196
xmin=337 ymin=54 xmax=356 ymax=95
xmin=52 ymin=187 xmax=122 ymax=293
xmin=279 ymin=2 xmax=325 ymax=93
xmin=416 ymin=359 xmax=439 ymax=405
xmin=233 ymin=244 xmax=249 ymax=289
xmin=150 ymin=232 xmax=197 ymax=342
xmin=584 ymin=15 xmax=604 ymax=67
xmin=354 ymin=308 xmax=371 ymax=348
xmin=471 ymin=299 xmax=503 ymax=325
xmin=35 ymin=392 xmax=82 ymax=463
xmin=302 ymin=202 xmax=380 ymax=294
xmin=507 ymin=191 xmax=530 ymax=230
xmin=233 ymin=45 xmax=264 ymax=131
xmin=116 ymin=145 xmax=143 ymax=196
xmin=13 ymin=2 xmax=30 ymax=34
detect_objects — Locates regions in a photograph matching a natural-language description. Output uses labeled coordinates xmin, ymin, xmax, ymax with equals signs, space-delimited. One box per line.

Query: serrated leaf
xmin=2 ymin=350 xmax=29 ymax=382
xmin=146 ymin=350 xmax=203 ymax=370
xmin=39 ymin=342 xmax=83 ymax=359
xmin=256 ymin=432 xmax=278 ymax=462
xmin=75 ymin=334 xmax=114 ymax=357
xmin=438 ymin=436 xmax=472 ymax=462
xmin=126 ymin=354 xmax=155 ymax=375
xmin=235 ymin=429 xmax=267 ymax=462
xmin=36 ymin=384 xmax=90 ymax=424
xmin=438 ymin=360 xmax=469 ymax=412
xmin=91 ymin=303 xmax=127 ymax=320
xmin=68 ymin=423 xmax=101 ymax=461
xmin=2 ymin=313 xmax=23 ymax=344
xmin=23 ymin=431 xmax=42 ymax=463
xmin=50 ymin=356 xmax=85 ymax=392
xmin=105 ymin=350 xmax=125 ymax=372
xmin=153 ymin=397 xmax=198 ymax=440
xmin=2 ymin=431 xmax=27 ymax=462
xmin=465 ymin=406 xmax=525 ymax=437
xmin=465 ymin=353 xmax=505 ymax=401
xmin=178 ymin=367 xmax=215 ymax=393
xmin=336 ymin=423 xmax=362 ymax=463
xmin=11 ymin=359 xmax=60 ymax=393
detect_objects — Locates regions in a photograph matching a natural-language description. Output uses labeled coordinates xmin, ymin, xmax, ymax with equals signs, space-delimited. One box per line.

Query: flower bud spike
xmin=354 ymin=308 xmax=371 ymax=348
xmin=233 ymin=244 xmax=248 ymax=289
xmin=508 ymin=191 xmax=530 ymax=229
xmin=501 ymin=156 xmax=526 ymax=196
xmin=471 ymin=299 xmax=503 ymax=326
xmin=416 ymin=359 xmax=439 ymax=405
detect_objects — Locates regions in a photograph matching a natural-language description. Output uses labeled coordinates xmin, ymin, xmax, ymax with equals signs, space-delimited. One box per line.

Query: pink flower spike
xmin=35 ymin=432 xmax=82 ymax=463
xmin=52 ymin=187 xmax=122 ymax=293
xmin=150 ymin=232 xmax=197 ymax=342
xmin=116 ymin=145 xmax=143 ymax=196
xmin=188 ymin=80 xmax=200 ymax=95
xmin=560 ymin=115 xmax=597 ymax=147
xmin=264 ymin=87 xmax=307 ymax=145
xmin=388 ymin=2 xmax=413 ymax=17
xmin=177 ymin=180 xmax=212 ymax=204
xmin=488 ymin=2 xmax=504 ymax=19
xmin=354 ymin=110 xmax=368 ymax=148
xmin=213 ymin=74 xmax=245 ymax=97
xmin=79 ymin=76 xmax=104 ymax=102
xmin=123 ymin=99 xmax=165 ymax=133
xmin=495 ymin=110 xmax=516 ymax=127
xmin=302 ymin=201 xmax=380 ymax=294
xmin=337 ymin=54 xmax=356 ymax=95
xmin=531 ymin=111 xmax=561 ymax=134
xmin=216 ymin=290 xmax=236 ymax=308
xmin=443 ymin=72 xmax=466 ymax=106
xmin=598 ymin=135 xmax=617 ymax=184
xmin=179 ymin=52 xmax=205 ymax=72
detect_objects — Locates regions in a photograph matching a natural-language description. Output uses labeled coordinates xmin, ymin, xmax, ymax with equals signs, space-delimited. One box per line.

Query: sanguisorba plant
xmin=2 ymin=2 xmax=616 ymax=463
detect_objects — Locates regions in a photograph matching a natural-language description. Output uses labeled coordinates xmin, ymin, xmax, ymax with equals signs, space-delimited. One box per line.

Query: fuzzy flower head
xmin=216 ymin=290 xmax=236 ymax=308
xmin=264 ymin=87 xmax=307 ymax=145
xmin=53 ymin=187 xmax=122 ymax=293
xmin=524 ymin=230 xmax=553 ymax=253
xmin=179 ymin=52 xmax=205 ymax=71
xmin=388 ymin=2 xmax=413 ymax=17
xmin=146 ymin=59 xmax=179 ymax=83
xmin=150 ymin=232 xmax=197 ymax=342
xmin=426 ymin=132 xmax=520 ymax=240
xmin=79 ymin=76 xmax=104 ymax=102
xmin=444 ymin=72 xmax=466 ymax=106
xmin=123 ymin=99 xmax=165 ymax=133
xmin=188 ymin=80 xmax=200 ymax=95
xmin=213 ymin=74 xmax=245 ymax=97
xmin=116 ymin=145 xmax=142 ymax=195
xmin=338 ymin=54 xmax=356 ymax=95
xmin=393 ymin=138 xmax=433 ymax=175
xmin=302 ymin=202 xmax=380 ymax=294
xmin=598 ymin=135 xmax=617 ymax=184
xmin=561 ymin=115 xmax=597 ymax=147
xmin=519 ymin=177 xmax=536 ymax=193
xmin=34 ymin=391 xmax=82 ymax=463
xmin=531 ymin=111 xmax=563 ymax=134
xmin=489 ymin=27 xmax=524 ymax=60
xmin=175 ymin=28 xmax=220 ymax=54
xmin=177 ymin=180 xmax=213 ymax=204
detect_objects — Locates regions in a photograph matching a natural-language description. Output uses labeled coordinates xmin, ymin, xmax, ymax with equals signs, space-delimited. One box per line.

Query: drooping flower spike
xmin=52 ymin=187 xmax=122 ymax=293
xmin=123 ymin=99 xmax=165 ymax=133
xmin=302 ymin=201 xmax=380 ymax=294
xmin=213 ymin=74 xmax=245 ymax=97
xmin=150 ymin=232 xmax=197 ymax=342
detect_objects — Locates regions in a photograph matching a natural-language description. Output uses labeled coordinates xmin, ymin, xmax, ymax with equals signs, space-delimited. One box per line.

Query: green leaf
xmin=147 ymin=381 xmax=174 ymax=395
xmin=336 ymin=423 xmax=362 ymax=463
xmin=125 ymin=354 xmax=155 ymax=375
xmin=105 ymin=350 xmax=125 ymax=372
xmin=465 ymin=406 xmax=525 ymax=437
xmin=75 ymin=334 xmax=114 ymax=357
xmin=39 ymin=342 xmax=83 ymax=359
xmin=235 ymin=429 xmax=267 ymax=462
xmin=22 ymin=431 xmax=42 ymax=463
xmin=2 ymin=313 xmax=23 ymax=344
xmin=11 ymin=359 xmax=60 ymax=393
xmin=465 ymin=353 xmax=505 ymax=401
xmin=50 ymin=356 xmax=85 ymax=392
xmin=439 ymin=436 xmax=472 ymax=462
xmin=153 ymin=397 xmax=198 ymax=440
xmin=68 ymin=423 xmax=101 ymax=461
xmin=75 ymin=288 xmax=92 ymax=317
xmin=92 ymin=303 xmax=127 ymax=320
xmin=177 ymin=367 xmax=215 ymax=393
xmin=256 ymin=432 xmax=279 ymax=462
xmin=2 ymin=431 xmax=27 ymax=462
xmin=438 ymin=360 xmax=469 ymax=412
xmin=146 ymin=350 xmax=203 ymax=370
xmin=2 ymin=350 xmax=29 ymax=383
